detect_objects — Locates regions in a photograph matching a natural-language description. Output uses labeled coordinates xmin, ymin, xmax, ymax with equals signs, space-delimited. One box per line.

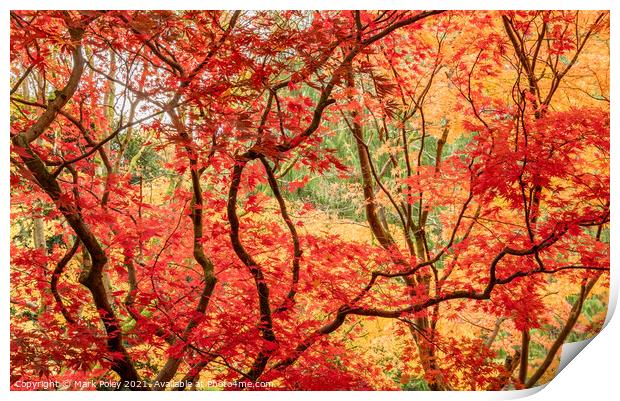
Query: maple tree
xmin=10 ymin=10 xmax=609 ymax=391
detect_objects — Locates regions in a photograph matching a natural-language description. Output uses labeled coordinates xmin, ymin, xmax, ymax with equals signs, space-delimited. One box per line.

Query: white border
xmin=2 ymin=1 xmax=617 ymax=400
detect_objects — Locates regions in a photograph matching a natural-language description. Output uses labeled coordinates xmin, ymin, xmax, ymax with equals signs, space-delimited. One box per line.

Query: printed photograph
xmin=9 ymin=10 xmax=610 ymax=391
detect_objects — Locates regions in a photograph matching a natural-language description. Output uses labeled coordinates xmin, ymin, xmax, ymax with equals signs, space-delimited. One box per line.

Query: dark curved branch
xmin=525 ymin=275 xmax=601 ymax=387
xmin=50 ymin=238 xmax=80 ymax=324
xmin=227 ymin=157 xmax=278 ymax=380
xmin=11 ymin=20 xmax=141 ymax=386
xmin=267 ymin=232 xmax=607 ymax=377
xmin=10 ymin=63 xmax=35 ymax=95
xmin=260 ymin=156 xmax=302 ymax=314
xmin=50 ymin=109 xmax=166 ymax=178
xmin=20 ymin=27 xmax=85 ymax=144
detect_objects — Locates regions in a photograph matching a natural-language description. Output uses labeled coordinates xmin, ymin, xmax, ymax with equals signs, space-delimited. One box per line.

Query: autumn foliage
xmin=10 ymin=10 xmax=610 ymax=391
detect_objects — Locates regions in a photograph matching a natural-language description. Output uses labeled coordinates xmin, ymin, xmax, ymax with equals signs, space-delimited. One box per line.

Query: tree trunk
xmin=346 ymin=66 xmax=447 ymax=390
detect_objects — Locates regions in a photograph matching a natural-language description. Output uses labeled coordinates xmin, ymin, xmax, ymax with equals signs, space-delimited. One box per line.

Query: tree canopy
xmin=10 ymin=10 xmax=610 ymax=391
